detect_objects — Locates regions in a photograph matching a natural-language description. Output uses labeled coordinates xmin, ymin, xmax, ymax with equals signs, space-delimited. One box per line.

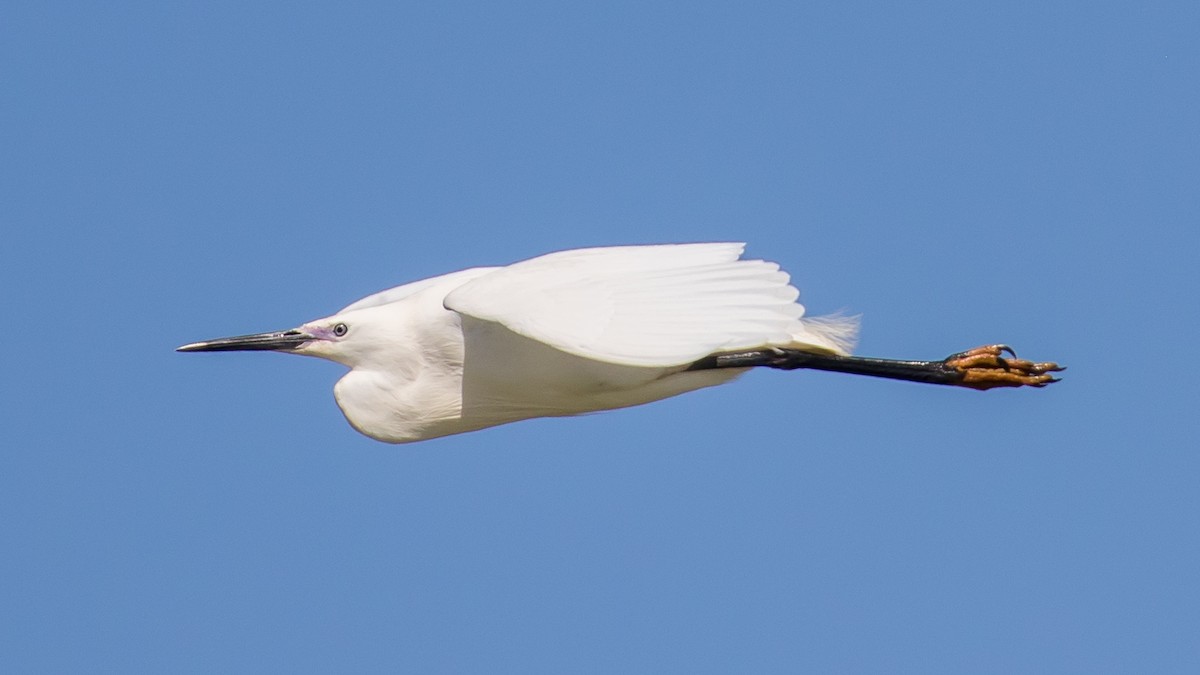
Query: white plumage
xmin=444 ymin=243 xmax=854 ymax=366
xmin=180 ymin=243 xmax=859 ymax=443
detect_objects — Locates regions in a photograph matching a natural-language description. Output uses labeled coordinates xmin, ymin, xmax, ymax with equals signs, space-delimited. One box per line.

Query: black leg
xmin=687 ymin=344 xmax=1063 ymax=390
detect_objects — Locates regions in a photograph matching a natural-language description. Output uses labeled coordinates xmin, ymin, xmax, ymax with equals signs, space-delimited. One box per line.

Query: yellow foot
xmin=944 ymin=344 xmax=1065 ymax=390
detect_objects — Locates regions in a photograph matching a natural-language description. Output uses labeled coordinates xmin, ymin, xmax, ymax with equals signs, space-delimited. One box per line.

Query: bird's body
xmin=179 ymin=243 xmax=1060 ymax=443
xmin=321 ymin=264 xmax=747 ymax=442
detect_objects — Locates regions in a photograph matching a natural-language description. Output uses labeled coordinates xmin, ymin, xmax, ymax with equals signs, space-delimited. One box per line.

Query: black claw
xmin=998 ymin=345 xmax=1016 ymax=358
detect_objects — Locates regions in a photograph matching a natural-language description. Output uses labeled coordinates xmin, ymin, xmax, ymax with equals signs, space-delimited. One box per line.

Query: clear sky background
xmin=3 ymin=1 xmax=1197 ymax=672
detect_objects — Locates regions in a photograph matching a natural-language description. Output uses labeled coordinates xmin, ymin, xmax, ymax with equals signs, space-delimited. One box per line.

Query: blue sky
xmin=3 ymin=1 xmax=1197 ymax=672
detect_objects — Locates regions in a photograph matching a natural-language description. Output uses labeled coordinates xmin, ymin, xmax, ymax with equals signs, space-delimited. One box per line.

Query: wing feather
xmin=444 ymin=243 xmax=856 ymax=367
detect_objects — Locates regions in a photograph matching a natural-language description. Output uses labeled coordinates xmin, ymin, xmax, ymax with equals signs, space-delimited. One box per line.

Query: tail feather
xmin=792 ymin=312 xmax=861 ymax=356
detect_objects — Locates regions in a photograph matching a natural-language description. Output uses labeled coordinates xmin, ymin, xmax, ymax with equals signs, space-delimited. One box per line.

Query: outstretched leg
xmin=687 ymin=344 xmax=1063 ymax=390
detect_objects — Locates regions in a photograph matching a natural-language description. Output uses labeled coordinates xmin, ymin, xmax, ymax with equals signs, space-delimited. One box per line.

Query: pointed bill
xmin=177 ymin=329 xmax=315 ymax=353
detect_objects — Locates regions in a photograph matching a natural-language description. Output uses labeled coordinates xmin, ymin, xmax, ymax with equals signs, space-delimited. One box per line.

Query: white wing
xmin=443 ymin=243 xmax=855 ymax=367
xmin=340 ymin=267 xmax=499 ymax=313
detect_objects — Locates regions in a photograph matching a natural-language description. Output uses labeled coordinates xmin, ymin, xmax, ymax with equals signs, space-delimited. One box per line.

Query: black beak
xmin=176 ymin=329 xmax=315 ymax=353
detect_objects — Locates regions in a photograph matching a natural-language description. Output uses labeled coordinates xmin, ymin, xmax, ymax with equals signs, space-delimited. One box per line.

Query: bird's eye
xmin=332 ymin=323 xmax=348 ymax=337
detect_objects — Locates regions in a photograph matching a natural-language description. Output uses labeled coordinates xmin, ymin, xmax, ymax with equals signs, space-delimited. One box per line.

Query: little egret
xmin=179 ymin=243 xmax=1062 ymax=443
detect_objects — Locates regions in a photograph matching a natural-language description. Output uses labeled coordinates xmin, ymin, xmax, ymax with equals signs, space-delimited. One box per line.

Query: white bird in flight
xmin=179 ymin=243 xmax=1061 ymax=443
